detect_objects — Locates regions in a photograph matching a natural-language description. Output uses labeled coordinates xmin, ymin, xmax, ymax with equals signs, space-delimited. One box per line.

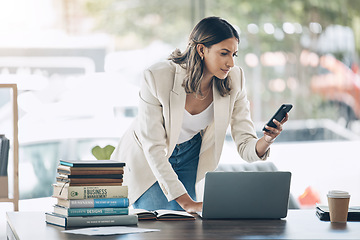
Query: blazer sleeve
xmin=136 ymin=68 xmax=187 ymax=202
xmin=230 ymin=67 xmax=270 ymax=162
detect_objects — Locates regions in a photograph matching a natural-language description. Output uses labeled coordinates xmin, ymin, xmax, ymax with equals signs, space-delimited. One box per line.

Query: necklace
xmin=194 ymin=86 xmax=212 ymax=101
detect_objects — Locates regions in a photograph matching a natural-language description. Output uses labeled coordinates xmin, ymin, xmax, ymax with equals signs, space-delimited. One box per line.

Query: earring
xmin=201 ymin=56 xmax=204 ymax=61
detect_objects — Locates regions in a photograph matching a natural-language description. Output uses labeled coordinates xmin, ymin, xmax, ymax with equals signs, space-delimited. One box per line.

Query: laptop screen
xmin=200 ymin=171 xmax=291 ymax=219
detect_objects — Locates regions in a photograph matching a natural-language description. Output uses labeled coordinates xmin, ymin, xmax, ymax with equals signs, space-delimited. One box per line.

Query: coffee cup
xmin=327 ymin=190 xmax=350 ymax=223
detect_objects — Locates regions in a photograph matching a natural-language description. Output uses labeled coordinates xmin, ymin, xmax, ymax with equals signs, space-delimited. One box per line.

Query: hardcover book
xmin=52 ymin=184 xmax=128 ymax=200
xmin=45 ymin=212 xmax=138 ymax=229
xmin=56 ymin=182 xmax=123 ymax=187
xmin=57 ymin=165 xmax=124 ymax=175
xmin=56 ymin=177 xmax=123 ymax=184
xmin=57 ymin=174 xmax=123 ymax=179
xmin=129 ymin=209 xmax=195 ymax=220
xmin=60 ymin=159 xmax=125 ymax=168
xmin=57 ymin=197 xmax=129 ymax=208
xmin=53 ymin=205 xmax=129 ymax=217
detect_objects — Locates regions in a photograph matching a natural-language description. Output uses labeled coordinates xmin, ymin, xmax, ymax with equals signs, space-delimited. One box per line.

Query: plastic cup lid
xmin=327 ymin=190 xmax=350 ymax=198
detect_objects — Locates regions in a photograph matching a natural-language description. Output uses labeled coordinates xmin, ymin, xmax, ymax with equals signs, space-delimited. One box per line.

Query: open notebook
xmin=130 ymin=209 xmax=195 ymax=220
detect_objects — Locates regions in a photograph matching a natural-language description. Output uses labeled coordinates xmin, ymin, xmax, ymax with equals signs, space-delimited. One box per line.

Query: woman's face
xmin=202 ymin=37 xmax=238 ymax=80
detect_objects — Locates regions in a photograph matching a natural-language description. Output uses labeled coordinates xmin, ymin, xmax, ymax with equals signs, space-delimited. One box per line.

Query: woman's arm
xmin=137 ymin=67 xmax=187 ymax=202
xmin=230 ymin=67 xmax=269 ymax=162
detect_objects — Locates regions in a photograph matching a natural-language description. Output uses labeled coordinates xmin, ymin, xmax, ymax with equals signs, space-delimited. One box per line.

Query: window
xmin=1 ymin=0 xmax=359 ymax=207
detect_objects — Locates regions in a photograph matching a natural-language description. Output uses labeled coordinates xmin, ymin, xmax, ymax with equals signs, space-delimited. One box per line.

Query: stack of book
xmin=45 ymin=159 xmax=138 ymax=229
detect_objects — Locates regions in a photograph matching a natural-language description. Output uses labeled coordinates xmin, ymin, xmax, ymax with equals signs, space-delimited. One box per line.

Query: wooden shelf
xmin=0 ymin=198 xmax=18 ymax=203
xmin=0 ymin=84 xmax=19 ymax=211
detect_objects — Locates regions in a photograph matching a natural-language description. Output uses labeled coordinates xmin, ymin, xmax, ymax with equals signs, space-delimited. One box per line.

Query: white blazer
xmin=111 ymin=60 xmax=269 ymax=204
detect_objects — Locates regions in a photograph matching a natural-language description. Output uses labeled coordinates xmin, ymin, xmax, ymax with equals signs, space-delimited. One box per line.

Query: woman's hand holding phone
xmin=262 ymin=104 xmax=292 ymax=143
xmin=263 ymin=113 xmax=289 ymax=143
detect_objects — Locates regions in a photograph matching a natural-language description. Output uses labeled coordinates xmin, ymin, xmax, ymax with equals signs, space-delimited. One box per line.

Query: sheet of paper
xmin=62 ymin=226 xmax=160 ymax=236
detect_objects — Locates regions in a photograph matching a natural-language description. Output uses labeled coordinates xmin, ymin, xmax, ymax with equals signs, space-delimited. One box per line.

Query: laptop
xmin=198 ymin=171 xmax=291 ymax=219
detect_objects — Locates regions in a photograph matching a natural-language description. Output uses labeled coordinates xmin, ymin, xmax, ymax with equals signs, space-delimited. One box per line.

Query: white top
xmin=177 ymin=102 xmax=214 ymax=144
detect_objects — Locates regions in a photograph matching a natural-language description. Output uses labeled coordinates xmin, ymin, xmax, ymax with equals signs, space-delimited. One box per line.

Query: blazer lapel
xmin=168 ymin=65 xmax=186 ymax=156
xmin=167 ymin=67 xmax=231 ymax=160
xmin=213 ymin=81 xmax=231 ymax=161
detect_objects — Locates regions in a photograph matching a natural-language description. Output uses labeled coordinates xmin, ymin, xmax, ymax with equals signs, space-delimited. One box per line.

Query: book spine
xmin=59 ymin=160 xmax=125 ymax=168
xmin=93 ymin=198 xmax=129 ymax=208
xmin=66 ymin=214 xmax=138 ymax=228
xmin=64 ymin=174 xmax=123 ymax=179
xmin=60 ymin=182 xmax=123 ymax=187
xmin=67 ymin=207 xmax=129 ymax=216
xmin=53 ymin=185 xmax=128 ymax=199
xmin=56 ymin=177 xmax=123 ymax=184
xmin=58 ymin=169 xmax=124 ymax=175
xmin=59 ymin=161 xmax=73 ymax=167
xmin=69 ymin=198 xmax=129 ymax=208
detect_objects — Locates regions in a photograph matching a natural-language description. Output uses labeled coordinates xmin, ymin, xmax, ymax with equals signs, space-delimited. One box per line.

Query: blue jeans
xmin=132 ymin=133 xmax=202 ymax=211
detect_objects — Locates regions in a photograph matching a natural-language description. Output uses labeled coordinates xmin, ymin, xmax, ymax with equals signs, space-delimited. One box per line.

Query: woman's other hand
xmin=176 ymin=193 xmax=203 ymax=213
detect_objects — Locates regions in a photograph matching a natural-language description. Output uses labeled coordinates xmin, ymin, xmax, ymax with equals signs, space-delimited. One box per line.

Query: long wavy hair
xmin=169 ymin=16 xmax=239 ymax=97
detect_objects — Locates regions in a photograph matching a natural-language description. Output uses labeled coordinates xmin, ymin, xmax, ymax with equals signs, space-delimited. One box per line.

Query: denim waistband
xmin=175 ymin=132 xmax=202 ymax=149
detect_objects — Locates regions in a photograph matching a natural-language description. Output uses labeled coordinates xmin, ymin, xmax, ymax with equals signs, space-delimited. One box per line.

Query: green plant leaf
xmin=91 ymin=145 xmax=115 ymax=160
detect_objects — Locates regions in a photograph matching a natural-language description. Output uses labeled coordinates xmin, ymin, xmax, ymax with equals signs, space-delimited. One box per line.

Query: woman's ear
xmin=196 ymin=44 xmax=205 ymax=59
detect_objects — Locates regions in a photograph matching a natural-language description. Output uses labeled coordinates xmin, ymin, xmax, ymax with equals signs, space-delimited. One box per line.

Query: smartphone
xmin=262 ymin=104 xmax=293 ymax=132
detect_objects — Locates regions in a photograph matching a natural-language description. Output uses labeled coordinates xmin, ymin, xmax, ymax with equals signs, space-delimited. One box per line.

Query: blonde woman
xmin=111 ymin=16 xmax=288 ymax=213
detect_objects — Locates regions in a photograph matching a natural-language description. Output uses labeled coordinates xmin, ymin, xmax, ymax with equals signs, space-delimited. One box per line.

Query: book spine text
xmin=67 ymin=207 xmax=128 ymax=216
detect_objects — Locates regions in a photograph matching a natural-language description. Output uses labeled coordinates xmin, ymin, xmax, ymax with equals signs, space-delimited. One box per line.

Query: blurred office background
xmin=0 ymin=0 xmax=360 ymax=208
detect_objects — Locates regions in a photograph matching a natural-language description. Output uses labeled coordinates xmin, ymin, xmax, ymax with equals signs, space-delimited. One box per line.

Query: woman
xmin=111 ymin=16 xmax=288 ymax=213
